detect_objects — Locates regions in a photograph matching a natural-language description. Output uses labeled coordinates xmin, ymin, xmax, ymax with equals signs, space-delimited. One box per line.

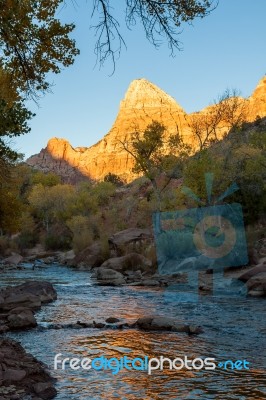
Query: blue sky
xmin=15 ymin=0 xmax=266 ymax=158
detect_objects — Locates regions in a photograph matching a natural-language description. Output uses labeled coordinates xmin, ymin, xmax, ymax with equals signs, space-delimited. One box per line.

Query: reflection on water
xmin=1 ymin=264 xmax=265 ymax=399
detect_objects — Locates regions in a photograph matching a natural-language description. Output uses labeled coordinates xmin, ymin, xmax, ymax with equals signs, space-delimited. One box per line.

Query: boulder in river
xmin=2 ymin=253 xmax=23 ymax=266
xmin=99 ymin=252 xmax=152 ymax=273
xmin=95 ymin=268 xmax=126 ymax=286
xmin=7 ymin=307 xmax=37 ymax=330
xmin=236 ymin=264 xmax=266 ymax=297
xmin=105 ymin=317 xmax=120 ymax=323
xmin=1 ymin=281 xmax=57 ymax=304
xmin=0 ymin=293 xmax=41 ymax=311
xmin=238 ymin=264 xmax=266 ymax=282
xmin=71 ymin=242 xmax=105 ymax=268
xmin=246 ymin=272 xmax=266 ymax=297
xmin=0 ymin=281 xmax=57 ymax=332
xmin=141 ymin=278 xmax=160 ymax=286
xmin=58 ymin=249 xmax=75 ymax=264
xmin=109 ymin=228 xmax=153 ymax=256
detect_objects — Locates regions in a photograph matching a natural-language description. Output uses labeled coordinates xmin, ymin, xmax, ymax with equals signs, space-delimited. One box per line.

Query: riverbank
xmin=0 ymin=338 xmax=57 ymax=400
xmin=0 ymin=281 xmax=58 ymax=399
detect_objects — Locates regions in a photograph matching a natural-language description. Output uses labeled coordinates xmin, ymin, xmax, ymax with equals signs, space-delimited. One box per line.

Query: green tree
xmin=0 ymin=96 xmax=34 ymax=165
xmin=183 ymin=119 xmax=266 ymax=223
xmin=0 ymin=1 xmax=79 ymax=223
xmin=28 ymin=183 xmax=75 ymax=231
xmin=121 ymin=120 xmax=191 ymax=209
xmin=0 ymin=0 xmax=79 ymax=166
xmin=31 ymin=171 xmax=61 ymax=187
xmin=92 ymin=181 xmax=116 ymax=206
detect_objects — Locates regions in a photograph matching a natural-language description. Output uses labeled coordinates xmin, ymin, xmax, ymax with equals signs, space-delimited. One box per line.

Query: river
xmin=1 ymin=263 xmax=265 ymax=399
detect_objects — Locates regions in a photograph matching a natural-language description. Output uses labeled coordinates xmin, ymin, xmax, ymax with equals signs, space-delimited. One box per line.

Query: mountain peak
xmin=120 ymin=78 xmax=184 ymax=111
xmin=27 ymin=76 xmax=266 ymax=183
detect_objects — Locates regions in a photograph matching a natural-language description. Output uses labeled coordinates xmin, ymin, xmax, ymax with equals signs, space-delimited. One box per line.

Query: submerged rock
xmin=136 ymin=316 xmax=203 ymax=334
xmin=105 ymin=317 xmax=120 ymax=323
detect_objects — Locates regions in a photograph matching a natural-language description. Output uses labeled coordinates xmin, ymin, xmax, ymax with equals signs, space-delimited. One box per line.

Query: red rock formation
xmin=26 ymin=76 xmax=266 ymax=183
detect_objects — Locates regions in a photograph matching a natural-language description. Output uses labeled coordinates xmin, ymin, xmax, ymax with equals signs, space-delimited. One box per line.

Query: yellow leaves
xmin=0 ymin=0 xmax=79 ymax=95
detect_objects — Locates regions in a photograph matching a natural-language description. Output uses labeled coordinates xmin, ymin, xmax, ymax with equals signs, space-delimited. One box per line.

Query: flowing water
xmin=1 ymin=264 xmax=265 ymax=400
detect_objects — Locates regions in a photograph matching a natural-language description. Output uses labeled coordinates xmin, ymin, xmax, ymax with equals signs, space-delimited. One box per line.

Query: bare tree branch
xmin=91 ymin=0 xmax=218 ymax=70
xmin=92 ymin=0 xmax=127 ymax=74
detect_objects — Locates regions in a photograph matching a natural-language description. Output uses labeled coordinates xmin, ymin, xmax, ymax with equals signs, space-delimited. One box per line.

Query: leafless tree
xmin=215 ymin=88 xmax=249 ymax=131
xmin=189 ymin=88 xmax=249 ymax=151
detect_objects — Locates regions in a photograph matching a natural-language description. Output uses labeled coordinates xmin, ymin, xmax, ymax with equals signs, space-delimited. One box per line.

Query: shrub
xmin=16 ymin=231 xmax=38 ymax=251
xmin=66 ymin=215 xmax=94 ymax=253
xmin=104 ymin=173 xmax=124 ymax=186
xmin=44 ymin=224 xmax=72 ymax=250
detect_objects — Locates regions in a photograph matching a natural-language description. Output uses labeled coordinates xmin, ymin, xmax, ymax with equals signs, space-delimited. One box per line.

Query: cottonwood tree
xmin=0 ymin=0 xmax=79 ymax=176
xmin=0 ymin=0 xmax=79 ymax=97
xmin=0 ymin=68 xmax=34 ymax=175
xmin=0 ymin=0 xmax=79 ymax=198
xmin=120 ymin=120 xmax=191 ymax=210
xmin=28 ymin=184 xmax=75 ymax=232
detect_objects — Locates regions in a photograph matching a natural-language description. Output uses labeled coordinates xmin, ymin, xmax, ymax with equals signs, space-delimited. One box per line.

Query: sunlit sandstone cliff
xmin=26 ymin=76 xmax=266 ymax=183
xmin=249 ymin=75 xmax=266 ymax=118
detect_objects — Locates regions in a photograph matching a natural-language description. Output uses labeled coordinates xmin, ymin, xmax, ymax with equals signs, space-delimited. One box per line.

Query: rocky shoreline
xmin=0 ymin=281 xmax=58 ymax=400
xmin=0 ymin=338 xmax=57 ymax=400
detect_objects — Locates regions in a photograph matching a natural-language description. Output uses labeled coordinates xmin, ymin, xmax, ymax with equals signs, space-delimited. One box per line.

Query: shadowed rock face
xmin=27 ymin=139 xmax=89 ymax=184
xmin=26 ymin=76 xmax=266 ymax=183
